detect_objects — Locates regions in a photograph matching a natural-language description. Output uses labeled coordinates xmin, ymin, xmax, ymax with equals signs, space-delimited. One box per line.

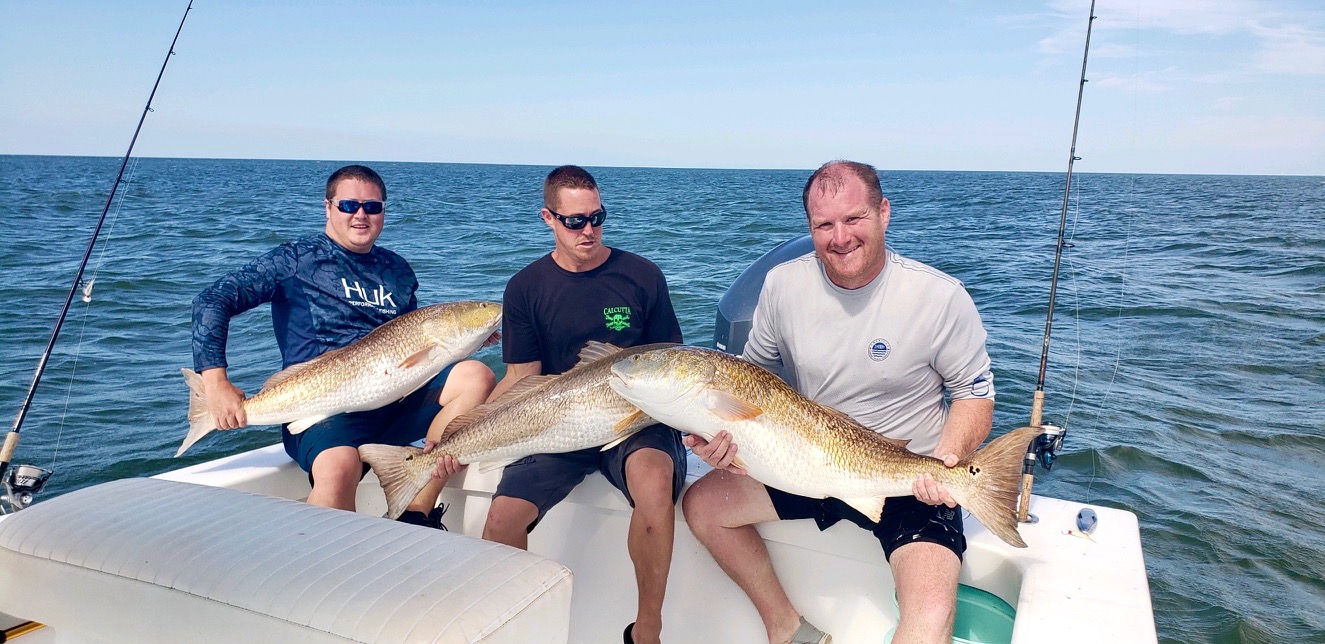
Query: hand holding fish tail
xmin=201 ymin=368 xmax=247 ymax=429
xmin=420 ymin=442 xmax=464 ymax=481
xmin=912 ymin=468 xmax=957 ymax=508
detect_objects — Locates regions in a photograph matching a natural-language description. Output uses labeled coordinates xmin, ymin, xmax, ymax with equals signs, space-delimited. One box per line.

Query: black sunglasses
xmin=547 ymin=206 xmax=607 ymax=230
xmin=333 ymin=199 xmax=385 ymax=215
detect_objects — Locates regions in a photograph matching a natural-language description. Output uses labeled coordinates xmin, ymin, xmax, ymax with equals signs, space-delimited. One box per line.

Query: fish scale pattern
xmin=0 ymin=478 xmax=572 ymax=643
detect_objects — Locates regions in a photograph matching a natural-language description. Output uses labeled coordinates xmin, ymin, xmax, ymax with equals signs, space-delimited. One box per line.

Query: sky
xmin=2 ymin=0 xmax=1323 ymax=175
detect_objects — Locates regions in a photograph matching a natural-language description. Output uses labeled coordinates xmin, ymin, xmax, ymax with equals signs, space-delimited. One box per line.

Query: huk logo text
xmin=342 ymin=279 xmax=397 ymax=310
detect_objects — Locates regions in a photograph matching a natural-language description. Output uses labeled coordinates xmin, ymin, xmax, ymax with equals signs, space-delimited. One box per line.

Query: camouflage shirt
xmin=192 ymin=233 xmax=418 ymax=372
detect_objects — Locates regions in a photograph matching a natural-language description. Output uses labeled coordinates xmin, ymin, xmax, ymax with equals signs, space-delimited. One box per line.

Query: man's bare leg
xmin=482 ymin=496 xmax=539 ymax=550
xmin=622 ymin=448 xmax=677 ymax=644
xmin=683 ymin=469 xmax=806 ymax=644
xmin=889 ymin=541 xmax=960 ymax=644
xmin=307 ymin=446 xmax=362 ymax=510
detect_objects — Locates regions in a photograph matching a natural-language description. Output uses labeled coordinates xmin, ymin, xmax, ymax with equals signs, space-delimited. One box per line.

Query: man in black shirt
xmin=482 ymin=166 xmax=685 ymax=644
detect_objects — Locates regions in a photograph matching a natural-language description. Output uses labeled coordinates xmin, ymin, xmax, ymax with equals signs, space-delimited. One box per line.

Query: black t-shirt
xmin=502 ymin=248 xmax=683 ymax=375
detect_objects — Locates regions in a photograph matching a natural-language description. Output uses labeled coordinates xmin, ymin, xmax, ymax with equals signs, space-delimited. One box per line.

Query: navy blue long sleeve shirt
xmin=192 ymin=234 xmax=418 ymax=372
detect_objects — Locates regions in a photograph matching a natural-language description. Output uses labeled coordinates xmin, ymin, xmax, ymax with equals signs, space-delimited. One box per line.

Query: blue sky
xmin=2 ymin=1 xmax=1322 ymax=175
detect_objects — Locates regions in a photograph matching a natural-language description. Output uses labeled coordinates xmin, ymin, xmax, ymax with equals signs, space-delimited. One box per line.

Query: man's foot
xmin=396 ymin=504 xmax=448 ymax=531
xmin=790 ymin=616 xmax=831 ymax=644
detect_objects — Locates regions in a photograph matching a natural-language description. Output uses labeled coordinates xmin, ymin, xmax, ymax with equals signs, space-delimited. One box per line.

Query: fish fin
xmin=952 ymin=426 xmax=1041 ymax=549
xmin=841 ymin=496 xmax=888 ymax=523
xmin=730 ymin=456 xmax=749 ymax=472
xmin=574 ymin=341 xmax=624 ymax=367
xmin=358 ymin=443 xmax=428 ymax=520
xmin=260 ymin=347 xmax=350 ymax=391
xmin=476 ymin=459 xmax=517 ymax=474
xmin=879 ymin=435 xmax=912 ymax=450
xmin=706 ymin=390 xmax=763 ymax=422
xmin=286 ymin=414 xmax=331 ymax=435
xmin=177 ymin=368 xmax=220 ymax=457
xmin=397 ymin=345 xmax=440 ymax=370
xmin=600 ymin=433 xmax=634 ymax=451
xmin=494 ymin=374 xmax=558 ymax=401
xmin=612 ymin=408 xmax=648 ymax=434
xmin=440 ymin=402 xmax=500 ymax=439
xmin=260 ymin=358 xmax=319 ymax=392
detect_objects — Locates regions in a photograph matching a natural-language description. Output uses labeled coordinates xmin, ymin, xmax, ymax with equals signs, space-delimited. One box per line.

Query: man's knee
xmin=483 ymin=496 xmax=538 ymax=538
xmin=624 ymin=448 xmax=675 ymax=503
xmin=311 ymin=446 xmax=362 ymax=481
xmin=681 ymin=471 xmax=727 ymax=530
xmin=449 ymin=360 xmax=496 ymax=395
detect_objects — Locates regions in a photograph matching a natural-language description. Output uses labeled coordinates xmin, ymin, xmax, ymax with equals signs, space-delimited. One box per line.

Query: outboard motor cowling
xmin=713 ymin=235 xmax=814 ymax=356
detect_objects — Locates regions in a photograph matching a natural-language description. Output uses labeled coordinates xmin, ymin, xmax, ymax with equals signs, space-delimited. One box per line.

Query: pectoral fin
xmin=286 ymin=414 xmax=332 ymax=434
xmin=612 ymin=408 xmax=647 ymax=434
xmin=841 ymin=496 xmax=887 ymax=523
xmin=397 ymin=345 xmax=440 ymax=370
xmin=706 ymin=390 xmax=763 ymax=422
xmin=476 ymin=459 xmax=517 ymax=474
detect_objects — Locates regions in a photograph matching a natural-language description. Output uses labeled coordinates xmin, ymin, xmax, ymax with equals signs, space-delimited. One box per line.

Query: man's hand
xmin=201 ymin=368 xmax=247 ymax=430
xmin=684 ymin=431 xmax=745 ymax=475
xmin=481 ymin=331 xmax=501 ymax=349
xmin=912 ymin=453 xmax=958 ymax=507
xmin=422 ymin=440 xmax=466 ymax=480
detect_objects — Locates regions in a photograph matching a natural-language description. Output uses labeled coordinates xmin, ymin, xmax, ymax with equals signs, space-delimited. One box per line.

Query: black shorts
xmin=493 ymin=423 xmax=688 ymax=532
xmin=765 ymin=486 xmax=966 ymax=562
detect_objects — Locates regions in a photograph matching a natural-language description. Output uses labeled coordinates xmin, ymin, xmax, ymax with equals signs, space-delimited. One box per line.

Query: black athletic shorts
xmin=765 ymin=487 xmax=966 ymax=562
xmin=493 ymin=423 xmax=687 ymax=532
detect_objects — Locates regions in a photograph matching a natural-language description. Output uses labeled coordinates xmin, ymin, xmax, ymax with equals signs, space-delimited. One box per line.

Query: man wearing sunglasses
xmin=479 ymin=165 xmax=684 ymax=644
xmin=192 ymin=164 xmax=495 ymax=527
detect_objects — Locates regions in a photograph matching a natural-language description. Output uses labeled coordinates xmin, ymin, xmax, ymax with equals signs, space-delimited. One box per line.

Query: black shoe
xmin=623 ymin=622 xmax=634 ymax=644
xmin=396 ymin=503 xmax=448 ymax=531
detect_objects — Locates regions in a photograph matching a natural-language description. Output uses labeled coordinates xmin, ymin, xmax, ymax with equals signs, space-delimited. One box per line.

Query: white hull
xmin=1 ymin=444 xmax=1156 ymax=643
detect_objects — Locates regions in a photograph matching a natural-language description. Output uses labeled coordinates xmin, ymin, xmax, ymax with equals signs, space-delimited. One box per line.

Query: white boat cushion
xmin=0 ymin=478 xmax=571 ymax=643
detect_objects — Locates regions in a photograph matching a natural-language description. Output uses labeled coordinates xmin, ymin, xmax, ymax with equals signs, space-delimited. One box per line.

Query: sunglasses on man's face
xmin=547 ymin=206 xmax=607 ymax=230
xmin=333 ymin=199 xmax=385 ymax=215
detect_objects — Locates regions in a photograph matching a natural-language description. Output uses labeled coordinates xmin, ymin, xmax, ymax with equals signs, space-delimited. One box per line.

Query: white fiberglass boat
xmin=0 ymin=236 xmax=1156 ymax=644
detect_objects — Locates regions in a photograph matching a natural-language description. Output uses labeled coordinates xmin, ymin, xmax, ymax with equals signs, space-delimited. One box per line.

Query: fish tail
xmin=954 ymin=426 xmax=1042 ymax=548
xmin=359 ymin=443 xmax=428 ymax=520
xmin=177 ymin=369 xmax=216 ymax=457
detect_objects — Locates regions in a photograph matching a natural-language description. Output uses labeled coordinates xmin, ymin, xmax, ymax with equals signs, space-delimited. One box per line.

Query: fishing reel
xmin=0 ymin=463 xmax=53 ymax=514
xmin=1031 ymin=422 xmax=1067 ymax=471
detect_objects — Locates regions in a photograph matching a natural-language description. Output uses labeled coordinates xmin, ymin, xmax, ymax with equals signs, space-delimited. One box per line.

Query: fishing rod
xmin=1018 ymin=0 xmax=1095 ymax=524
xmin=1 ymin=1 xmax=194 ymax=513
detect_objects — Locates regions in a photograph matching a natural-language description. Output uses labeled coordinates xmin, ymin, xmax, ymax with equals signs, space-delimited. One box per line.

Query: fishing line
xmin=1080 ymin=0 xmax=1143 ymax=505
xmin=1063 ymin=173 xmax=1084 ymax=430
xmin=48 ymin=157 xmax=144 ymax=467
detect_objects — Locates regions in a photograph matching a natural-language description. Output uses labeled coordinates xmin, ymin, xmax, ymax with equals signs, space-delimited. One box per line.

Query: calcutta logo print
xmin=603 ymin=306 xmax=632 ymax=331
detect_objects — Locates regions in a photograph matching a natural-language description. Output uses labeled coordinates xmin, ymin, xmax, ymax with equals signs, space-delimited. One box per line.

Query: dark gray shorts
xmin=493 ymin=423 xmax=687 ymax=532
xmin=766 ymin=487 xmax=966 ymax=562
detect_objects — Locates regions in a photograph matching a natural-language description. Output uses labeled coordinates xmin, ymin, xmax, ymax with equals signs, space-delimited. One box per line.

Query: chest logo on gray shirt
xmin=868 ymin=338 xmax=892 ymax=362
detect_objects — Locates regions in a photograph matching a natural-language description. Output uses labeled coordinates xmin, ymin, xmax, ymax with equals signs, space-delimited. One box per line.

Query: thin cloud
xmin=1251 ymin=23 xmax=1325 ymax=75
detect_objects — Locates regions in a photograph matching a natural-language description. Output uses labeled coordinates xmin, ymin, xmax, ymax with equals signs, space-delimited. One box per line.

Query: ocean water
xmin=1 ymin=155 xmax=1322 ymax=643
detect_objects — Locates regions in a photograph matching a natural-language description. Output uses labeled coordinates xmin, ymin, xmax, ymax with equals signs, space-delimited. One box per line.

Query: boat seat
xmin=0 ymin=477 xmax=572 ymax=643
